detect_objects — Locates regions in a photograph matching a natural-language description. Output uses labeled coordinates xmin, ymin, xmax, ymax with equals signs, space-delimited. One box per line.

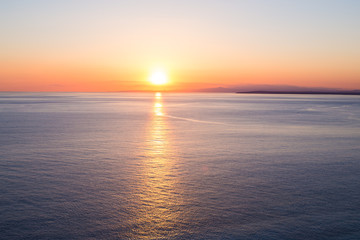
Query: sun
xmin=149 ymin=69 xmax=168 ymax=85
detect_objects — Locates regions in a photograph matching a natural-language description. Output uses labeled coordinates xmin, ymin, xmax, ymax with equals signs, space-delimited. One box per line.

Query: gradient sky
xmin=1 ymin=0 xmax=360 ymax=91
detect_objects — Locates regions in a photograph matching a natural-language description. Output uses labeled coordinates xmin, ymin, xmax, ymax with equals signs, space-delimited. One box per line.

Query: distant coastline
xmin=236 ymin=91 xmax=360 ymax=95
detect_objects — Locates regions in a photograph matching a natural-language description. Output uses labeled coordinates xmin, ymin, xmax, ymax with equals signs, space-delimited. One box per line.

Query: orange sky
xmin=1 ymin=59 xmax=358 ymax=92
xmin=1 ymin=1 xmax=359 ymax=92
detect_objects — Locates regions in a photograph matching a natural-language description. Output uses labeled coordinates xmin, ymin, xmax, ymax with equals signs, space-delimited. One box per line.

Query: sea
xmin=0 ymin=92 xmax=360 ymax=240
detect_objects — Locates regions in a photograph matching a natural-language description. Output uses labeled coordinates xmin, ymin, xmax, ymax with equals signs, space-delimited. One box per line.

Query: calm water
xmin=1 ymin=92 xmax=360 ymax=240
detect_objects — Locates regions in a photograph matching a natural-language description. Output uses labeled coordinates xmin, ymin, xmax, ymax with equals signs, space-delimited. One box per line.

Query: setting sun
xmin=149 ymin=69 xmax=168 ymax=85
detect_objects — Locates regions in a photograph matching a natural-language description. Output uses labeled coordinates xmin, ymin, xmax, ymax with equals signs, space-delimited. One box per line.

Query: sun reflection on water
xmin=154 ymin=102 xmax=163 ymax=116
xmin=128 ymin=92 xmax=186 ymax=239
xmin=155 ymin=92 xmax=162 ymax=98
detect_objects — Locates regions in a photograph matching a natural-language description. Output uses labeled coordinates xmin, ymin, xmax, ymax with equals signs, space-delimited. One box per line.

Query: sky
xmin=1 ymin=0 xmax=360 ymax=91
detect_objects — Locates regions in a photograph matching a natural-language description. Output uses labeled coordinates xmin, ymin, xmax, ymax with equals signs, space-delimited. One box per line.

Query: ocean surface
xmin=1 ymin=92 xmax=360 ymax=240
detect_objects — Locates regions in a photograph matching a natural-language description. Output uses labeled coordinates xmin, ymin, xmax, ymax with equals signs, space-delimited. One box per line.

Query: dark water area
xmin=1 ymin=92 xmax=360 ymax=239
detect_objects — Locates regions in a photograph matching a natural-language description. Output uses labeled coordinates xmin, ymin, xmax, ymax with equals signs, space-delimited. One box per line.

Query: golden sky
xmin=1 ymin=1 xmax=359 ymax=91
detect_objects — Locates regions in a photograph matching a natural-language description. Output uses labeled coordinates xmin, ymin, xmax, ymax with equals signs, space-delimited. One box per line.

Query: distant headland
xmin=196 ymin=85 xmax=360 ymax=95
xmin=236 ymin=91 xmax=360 ymax=95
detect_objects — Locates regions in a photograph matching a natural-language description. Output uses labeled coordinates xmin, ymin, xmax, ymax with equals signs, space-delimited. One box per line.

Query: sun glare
xmin=149 ymin=69 xmax=168 ymax=85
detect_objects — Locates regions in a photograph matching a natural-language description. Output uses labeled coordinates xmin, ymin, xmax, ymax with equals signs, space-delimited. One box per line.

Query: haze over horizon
xmin=1 ymin=0 xmax=360 ymax=92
